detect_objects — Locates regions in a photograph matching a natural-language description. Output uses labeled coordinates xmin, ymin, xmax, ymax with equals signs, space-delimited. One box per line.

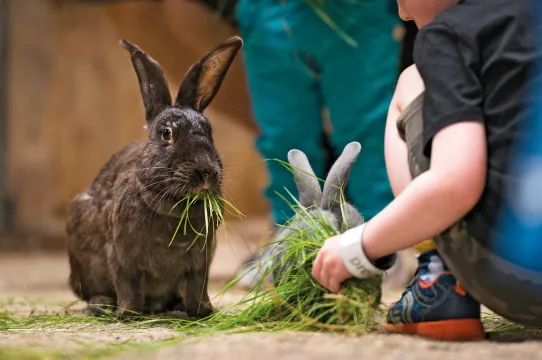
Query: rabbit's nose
xmin=196 ymin=168 xmax=218 ymax=182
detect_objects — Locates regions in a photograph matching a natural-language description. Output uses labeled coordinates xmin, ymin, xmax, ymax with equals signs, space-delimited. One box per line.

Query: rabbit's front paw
xmin=186 ymin=302 xmax=214 ymax=318
xmin=115 ymin=307 xmax=143 ymax=320
xmin=88 ymin=295 xmax=116 ymax=316
xmin=164 ymin=310 xmax=190 ymax=319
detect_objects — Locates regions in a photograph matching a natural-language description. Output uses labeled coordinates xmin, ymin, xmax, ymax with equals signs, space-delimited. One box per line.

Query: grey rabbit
xmin=66 ymin=36 xmax=243 ymax=319
xmin=239 ymin=142 xmax=396 ymax=287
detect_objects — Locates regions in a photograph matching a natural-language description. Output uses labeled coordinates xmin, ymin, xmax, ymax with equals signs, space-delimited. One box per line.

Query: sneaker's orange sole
xmin=385 ymin=319 xmax=485 ymax=341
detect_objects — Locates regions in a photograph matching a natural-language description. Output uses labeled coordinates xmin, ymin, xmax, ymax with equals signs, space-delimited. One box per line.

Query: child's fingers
xmin=317 ymin=260 xmax=339 ymax=293
xmin=328 ymin=278 xmax=341 ymax=293
xmin=319 ymin=270 xmax=332 ymax=292
xmin=312 ymin=248 xmax=323 ymax=282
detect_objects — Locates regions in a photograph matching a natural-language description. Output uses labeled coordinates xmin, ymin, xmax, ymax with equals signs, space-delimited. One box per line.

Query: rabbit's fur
xmin=66 ymin=36 xmax=243 ymax=319
xmin=242 ymin=142 xmax=379 ymax=284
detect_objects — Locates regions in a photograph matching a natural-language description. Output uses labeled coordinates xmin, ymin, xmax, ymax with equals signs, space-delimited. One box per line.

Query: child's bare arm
xmin=384 ymin=77 xmax=411 ymax=197
xmin=312 ymin=119 xmax=486 ymax=292
xmin=364 ymin=120 xmax=487 ymax=260
xmin=384 ymin=65 xmax=425 ymax=197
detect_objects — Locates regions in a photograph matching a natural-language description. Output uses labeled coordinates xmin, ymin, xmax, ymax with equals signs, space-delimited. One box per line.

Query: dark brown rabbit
xmin=66 ymin=36 xmax=243 ymax=319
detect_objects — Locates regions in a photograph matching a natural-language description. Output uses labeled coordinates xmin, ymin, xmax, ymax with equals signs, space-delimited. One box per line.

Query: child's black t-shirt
xmin=413 ymin=0 xmax=540 ymax=247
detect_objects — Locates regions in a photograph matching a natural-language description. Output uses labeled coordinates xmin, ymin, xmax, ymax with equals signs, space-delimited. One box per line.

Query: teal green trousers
xmin=236 ymin=0 xmax=401 ymax=225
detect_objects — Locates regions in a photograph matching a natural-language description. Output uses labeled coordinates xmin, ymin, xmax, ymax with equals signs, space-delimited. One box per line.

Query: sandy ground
xmin=1 ymin=222 xmax=542 ymax=360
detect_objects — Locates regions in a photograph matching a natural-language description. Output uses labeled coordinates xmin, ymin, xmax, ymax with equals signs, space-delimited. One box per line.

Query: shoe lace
xmin=398 ymin=267 xmax=420 ymax=298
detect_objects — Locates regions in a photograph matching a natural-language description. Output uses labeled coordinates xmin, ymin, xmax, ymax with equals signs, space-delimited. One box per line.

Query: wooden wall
xmin=5 ymin=0 xmax=269 ymax=247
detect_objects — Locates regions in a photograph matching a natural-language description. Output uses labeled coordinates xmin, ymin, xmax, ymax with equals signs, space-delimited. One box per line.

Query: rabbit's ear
xmin=321 ymin=142 xmax=362 ymax=213
xmin=120 ymin=39 xmax=172 ymax=122
xmin=287 ymin=149 xmax=322 ymax=207
xmin=175 ymin=36 xmax=243 ymax=113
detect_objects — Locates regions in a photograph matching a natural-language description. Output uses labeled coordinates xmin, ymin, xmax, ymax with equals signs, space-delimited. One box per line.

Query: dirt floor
xmin=1 ymin=221 xmax=542 ymax=360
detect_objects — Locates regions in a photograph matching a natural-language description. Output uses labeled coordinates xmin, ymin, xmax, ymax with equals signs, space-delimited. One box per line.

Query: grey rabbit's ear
xmin=120 ymin=39 xmax=172 ymax=123
xmin=287 ymin=149 xmax=322 ymax=207
xmin=321 ymin=142 xmax=362 ymax=213
xmin=175 ymin=36 xmax=243 ymax=113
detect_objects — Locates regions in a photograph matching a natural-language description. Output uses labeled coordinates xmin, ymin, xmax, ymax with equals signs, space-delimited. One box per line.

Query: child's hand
xmin=313 ymin=225 xmax=395 ymax=292
xmin=312 ymin=235 xmax=353 ymax=293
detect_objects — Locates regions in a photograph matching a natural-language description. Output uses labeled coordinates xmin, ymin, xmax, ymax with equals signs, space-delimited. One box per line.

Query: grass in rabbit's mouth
xmin=168 ymin=190 xmax=244 ymax=248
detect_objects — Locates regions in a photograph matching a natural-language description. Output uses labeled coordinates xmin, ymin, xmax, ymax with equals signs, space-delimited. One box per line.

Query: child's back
xmin=415 ymin=0 xmax=537 ymax=248
xmin=384 ymin=0 xmax=542 ymax=338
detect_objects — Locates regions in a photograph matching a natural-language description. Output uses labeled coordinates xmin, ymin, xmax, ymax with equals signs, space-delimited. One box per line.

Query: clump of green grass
xmin=151 ymin=164 xmax=380 ymax=335
xmin=181 ymin=194 xmax=384 ymax=335
xmin=168 ymin=190 xmax=244 ymax=248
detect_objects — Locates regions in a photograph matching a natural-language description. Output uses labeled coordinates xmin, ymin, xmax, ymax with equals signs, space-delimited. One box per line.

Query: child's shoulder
xmin=398 ymin=65 xmax=422 ymax=86
xmin=395 ymin=65 xmax=424 ymax=113
xmin=419 ymin=0 xmax=531 ymax=45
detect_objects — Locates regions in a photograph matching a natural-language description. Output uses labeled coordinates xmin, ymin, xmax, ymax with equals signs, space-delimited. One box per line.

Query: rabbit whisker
xmin=158 ymin=183 xmax=182 ymax=208
xmin=141 ymin=177 xmax=172 ymax=192
xmin=148 ymin=183 xmax=176 ymax=209
xmin=135 ymin=166 xmax=172 ymax=171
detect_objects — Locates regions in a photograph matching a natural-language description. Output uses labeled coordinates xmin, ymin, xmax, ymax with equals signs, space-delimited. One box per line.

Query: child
xmin=312 ymin=0 xmax=540 ymax=340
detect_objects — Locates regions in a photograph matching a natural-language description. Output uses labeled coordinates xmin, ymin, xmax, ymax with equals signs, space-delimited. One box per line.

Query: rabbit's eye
xmin=161 ymin=128 xmax=172 ymax=142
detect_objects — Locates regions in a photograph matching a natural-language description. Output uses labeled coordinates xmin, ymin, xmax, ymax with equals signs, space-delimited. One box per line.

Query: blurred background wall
xmin=1 ymin=0 xmax=270 ymax=250
xmin=0 ymin=0 xmax=417 ymax=252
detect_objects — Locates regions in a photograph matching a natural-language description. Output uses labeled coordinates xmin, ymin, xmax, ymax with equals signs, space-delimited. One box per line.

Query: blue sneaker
xmin=385 ymin=250 xmax=485 ymax=340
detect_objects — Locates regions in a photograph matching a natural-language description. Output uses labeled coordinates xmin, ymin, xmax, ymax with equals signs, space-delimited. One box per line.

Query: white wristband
xmin=339 ymin=224 xmax=384 ymax=279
